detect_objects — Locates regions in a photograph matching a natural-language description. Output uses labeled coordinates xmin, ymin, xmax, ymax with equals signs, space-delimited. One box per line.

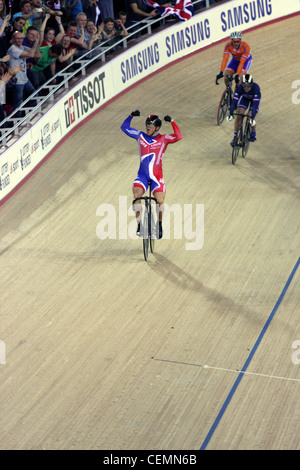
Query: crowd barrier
xmin=0 ymin=0 xmax=299 ymax=204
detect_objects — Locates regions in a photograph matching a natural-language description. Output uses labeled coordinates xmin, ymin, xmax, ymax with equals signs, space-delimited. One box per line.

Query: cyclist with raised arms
xmin=121 ymin=111 xmax=182 ymax=239
xmin=216 ymin=31 xmax=252 ymax=88
xmin=227 ymin=73 xmax=261 ymax=146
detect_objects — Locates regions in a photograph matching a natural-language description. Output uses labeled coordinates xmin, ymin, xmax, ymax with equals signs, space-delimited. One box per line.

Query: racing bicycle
xmin=132 ymin=183 xmax=159 ymax=261
xmin=231 ymin=112 xmax=253 ymax=164
xmin=216 ymin=74 xmax=235 ymax=126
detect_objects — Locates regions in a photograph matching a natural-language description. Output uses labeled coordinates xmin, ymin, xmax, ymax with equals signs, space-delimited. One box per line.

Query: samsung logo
xmin=221 ymin=0 xmax=272 ymax=31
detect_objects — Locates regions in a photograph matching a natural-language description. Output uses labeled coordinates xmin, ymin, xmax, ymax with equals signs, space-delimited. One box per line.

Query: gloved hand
xmin=250 ymin=118 xmax=256 ymax=126
xmin=234 ymin=75 xmax=240 ymax=85
xmin=216 ymin=71 xmax=223 ymax=82
xmin=131 ymin=110 xmax=140 ymax=117
xmin=227 ymin=115 xmax=233 ymax=122
xmin=164 ymin=115 xmax=172 ymax=122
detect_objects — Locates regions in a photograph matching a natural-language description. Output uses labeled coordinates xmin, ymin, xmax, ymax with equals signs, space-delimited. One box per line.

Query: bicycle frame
xmin=231 ymin=112 xmax=252 ymax=164
xmin=132 ymin=184 xmax=159 ymax=261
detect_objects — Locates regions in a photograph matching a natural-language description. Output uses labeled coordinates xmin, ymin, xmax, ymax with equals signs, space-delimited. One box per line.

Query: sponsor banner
xmin=113 ymin=0 xmax=299 ymax=91
xmin=0 ymin=68 xmax=112 ymax=201
xmin=0 ymin=0 xmax=299 ymax=203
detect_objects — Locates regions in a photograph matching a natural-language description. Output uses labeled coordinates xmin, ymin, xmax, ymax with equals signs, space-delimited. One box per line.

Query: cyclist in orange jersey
xmin=216 ymin=31 xmax=252 ymax=88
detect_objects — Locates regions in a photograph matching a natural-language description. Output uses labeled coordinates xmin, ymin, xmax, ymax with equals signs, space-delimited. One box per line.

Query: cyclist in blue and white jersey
xmin=227 ymin=74 xmax=261 ymax=146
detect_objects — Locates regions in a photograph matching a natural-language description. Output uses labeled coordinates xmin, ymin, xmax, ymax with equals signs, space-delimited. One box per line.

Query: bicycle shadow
xmin=148 ymin=253 xmax=294 ymax=334
xmin=149 ymin=252 xmax=258 ymax=321
xmin=239 ymin=157 xmax=300 ymax=199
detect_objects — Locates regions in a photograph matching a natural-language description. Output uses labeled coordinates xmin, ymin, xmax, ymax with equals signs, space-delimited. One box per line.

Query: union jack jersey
xmin=121 ymin=115 xmax=182 ymax=193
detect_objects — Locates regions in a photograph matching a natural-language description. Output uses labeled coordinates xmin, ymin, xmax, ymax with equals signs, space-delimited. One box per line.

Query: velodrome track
xmin=0 ymin=15 xmax=299 ymax=450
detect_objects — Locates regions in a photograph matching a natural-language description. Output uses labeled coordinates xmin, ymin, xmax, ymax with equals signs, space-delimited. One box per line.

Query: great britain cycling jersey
xmin=121 ymin=115 xmax=182 ymax=193
xmin=230 ymin=82 xmax=261 ymax=119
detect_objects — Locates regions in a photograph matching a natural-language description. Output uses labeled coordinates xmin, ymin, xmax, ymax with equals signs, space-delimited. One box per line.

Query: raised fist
xmin=131 ymin=110 xmax=140 ymax=117
xmin=164 ymin=115 xmax=172 ymax=122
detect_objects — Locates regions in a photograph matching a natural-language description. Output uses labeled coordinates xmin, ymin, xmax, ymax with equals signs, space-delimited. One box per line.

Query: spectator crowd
xmin=0 ymin=0 xmax=134 ymax=123
xmin=0 ymin=0 xmax=215 ymax=124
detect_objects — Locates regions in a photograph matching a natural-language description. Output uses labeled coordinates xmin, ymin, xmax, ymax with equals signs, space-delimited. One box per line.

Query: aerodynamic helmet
xmin=242 ymin=74 xmax=253 ymax=85
xmin=145 ymin=115 xmax=162 ymax=128
xmin=230 ymin=31 xmax=242 ymax=40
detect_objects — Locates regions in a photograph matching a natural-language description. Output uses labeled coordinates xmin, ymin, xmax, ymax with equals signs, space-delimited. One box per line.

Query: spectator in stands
xmin=7 ymin=30 xmax=39 ymax=116
xmin=66 ymin=0 xmax=83 ymax=22
xmin=22 ymin=25 xmax=39 ymax=81
xmin=30 ymin=0 xmax=63 ymax=32
xmin=30 ymin=42 xmax=63 ymax=88
xmin=86 ymin=19 xmax=102 ymax=48
xmin=125 ymin=0 xmax=157 ymax=37
xmin=6 ymin=16 xmax=26 ymax=44
xmin=83 ymin=0 xmax=101 ymax=26
xmin=13 ymin=0 xmax=38 ymax=36
xmin=65 ymin=20 xmax=92 ymax=58
xmin=0 ymin=2 xmax=9 ymax=57
xmin=39 ymin=15 xmax=65 ymax=46
xmin=0 ymin=62 xmax=23 ymax=122
xmin=101 ymin=16 xmax=128 ymax=47
xmin=115 ymin=10 xmax=128 ymax=29
xmin=99 ymin=0 xmax=114 ymax=21
xmin=75 ymin=12 xmax=100 ymax=57
xmin=55 ymin=33 xmax=77 ymax=76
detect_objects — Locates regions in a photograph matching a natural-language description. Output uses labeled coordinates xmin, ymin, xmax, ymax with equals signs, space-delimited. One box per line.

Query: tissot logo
xmin=64 ymin=72 xmax=106 ymax=128
xmin=64 ymin=96 xmax=76 ymax=128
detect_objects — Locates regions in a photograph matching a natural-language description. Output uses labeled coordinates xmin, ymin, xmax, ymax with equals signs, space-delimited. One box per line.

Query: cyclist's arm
xmin=236 ymin=43 xmax=250 ymax=74
xmin=168 ymin=120 xmax=182 ymax=142
xmin=229 ymin=91 xmax=240 ymax=115
xmin=120 ymin=115 xmax=140 ymax=139
xmin=236 ymin=56 xmax=247 ymax=75
xmin=220 ymin=52 xmax=230 ymax=72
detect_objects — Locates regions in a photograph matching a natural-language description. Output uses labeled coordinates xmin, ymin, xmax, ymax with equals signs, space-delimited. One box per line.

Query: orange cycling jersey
xmin=221 ymin=41 xmax=251 ymax=75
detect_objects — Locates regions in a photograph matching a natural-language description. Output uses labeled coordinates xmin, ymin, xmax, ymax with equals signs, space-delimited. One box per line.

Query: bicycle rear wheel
xmin=217 ymin=89 xmax=230 ymax=125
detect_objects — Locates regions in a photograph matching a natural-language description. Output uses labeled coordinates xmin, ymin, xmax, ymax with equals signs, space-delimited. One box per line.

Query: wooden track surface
xmin=0 ymin=16 xmax=299 ymax=450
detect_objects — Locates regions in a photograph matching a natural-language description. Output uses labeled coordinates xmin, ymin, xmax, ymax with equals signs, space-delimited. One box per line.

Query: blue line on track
xmin=200 ymin=256 xmax=300 ymax=450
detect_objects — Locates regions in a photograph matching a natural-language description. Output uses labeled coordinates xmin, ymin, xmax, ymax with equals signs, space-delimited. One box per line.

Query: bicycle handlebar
xmin=132 ymin=196 xmax=158 ymax=208
xmin=216 ymin=74 xmax=235 ymax=85
xmin=233 ymin=112 xmax=252 ymax=118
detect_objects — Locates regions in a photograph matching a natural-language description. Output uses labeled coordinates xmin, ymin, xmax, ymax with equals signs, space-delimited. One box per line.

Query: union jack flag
xmin=143 ymin=0 xmax=194 ymax=22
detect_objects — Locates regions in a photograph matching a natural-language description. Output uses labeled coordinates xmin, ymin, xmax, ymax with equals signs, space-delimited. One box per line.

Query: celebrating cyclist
xmin=216 ymin=31 xmax=252 ymax=88
xmin=227 ymin=74 xmax=261 ymax=146
xmin=121 ymin=111 xmax=182 ymax=239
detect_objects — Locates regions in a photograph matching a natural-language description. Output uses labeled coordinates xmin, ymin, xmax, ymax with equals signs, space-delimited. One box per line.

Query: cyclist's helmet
xmin=242 ymin=74 xmax=253 ymax=85
xmin=230 ymin=31 xmax=242 ymax=40
xmin=145 ymin=115 xmax=162 ymax=128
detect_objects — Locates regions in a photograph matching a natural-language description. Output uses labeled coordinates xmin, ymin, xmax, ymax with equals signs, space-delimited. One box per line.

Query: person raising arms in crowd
xmin=121 ymin=110 xmax=182 ymax=239
xmin=39 ymin=14 xmax=65 ymax=47
xmin=216 ymin=31 xmax=252 ymax=89
xmin=7 ymin=30 xmax=40 ymax=116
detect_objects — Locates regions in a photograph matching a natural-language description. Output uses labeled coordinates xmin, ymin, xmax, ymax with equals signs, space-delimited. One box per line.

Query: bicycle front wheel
xmin=143 ymin=204 xmax=149 ymax=261
xmin=217 ymin=89 xmax=230 ymax=125
xmin=242 ymin=121 xmax=251 ymax=158
xmin=149 ymin=208 xmax=155 ymax=254
xmin=232 ymin=125 xmax=242 ymax=165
